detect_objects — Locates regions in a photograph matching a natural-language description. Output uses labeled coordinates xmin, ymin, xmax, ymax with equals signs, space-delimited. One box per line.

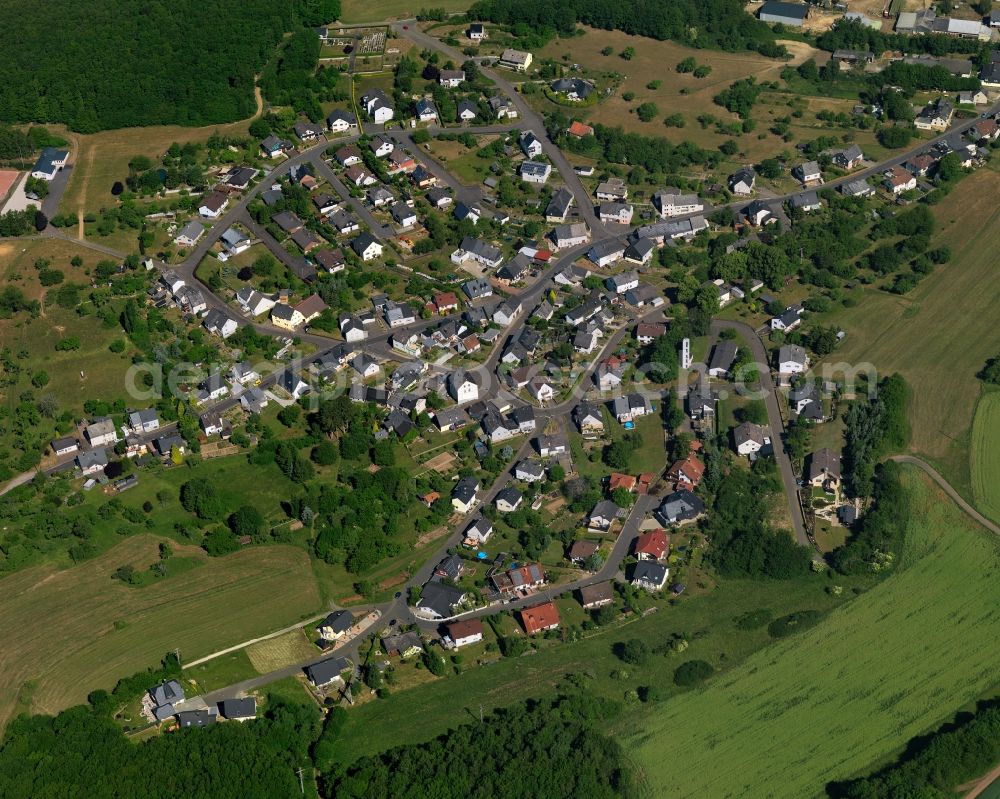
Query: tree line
xmin=0 ymin=0 xmax=340 ymax=132
xmin=832 ymin=697 xmax=1000 ymax=798
xmin=327 ymin=693 xmax=632 ymax=798
xmin=468 ymin=0 xmax=787 ymax=55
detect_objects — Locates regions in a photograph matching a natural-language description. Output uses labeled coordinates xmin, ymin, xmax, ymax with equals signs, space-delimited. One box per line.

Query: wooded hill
xmin=0 ymin=0 xmax=340 ymax=132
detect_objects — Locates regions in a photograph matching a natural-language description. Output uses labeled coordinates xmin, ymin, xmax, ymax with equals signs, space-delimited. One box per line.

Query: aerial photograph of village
xmin=0 ymin=0 xmax=998 ymax=795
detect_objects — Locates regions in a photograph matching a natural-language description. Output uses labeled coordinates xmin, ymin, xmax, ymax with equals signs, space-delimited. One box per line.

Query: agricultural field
xmin=821 ymin=168 xmax=1000 ymax=504
xmin=628 ymin=468 xmax=1000 ymax=796
xmin=971 ymin=389 xmax=1000 ymax=525
xmin=0 ymin=536 xmax=321 ymax=727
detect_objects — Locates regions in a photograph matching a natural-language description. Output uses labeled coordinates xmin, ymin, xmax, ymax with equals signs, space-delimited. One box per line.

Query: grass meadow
xmin=0 ymin=537 xmax=321 ymax=727
xmin=628 ymin=468 xmax=1000 ymax=796
xmin=971 ymin=388 xmax=1000 ymax=525
xmin=822 ymin=168 xmax=1000 ymax=504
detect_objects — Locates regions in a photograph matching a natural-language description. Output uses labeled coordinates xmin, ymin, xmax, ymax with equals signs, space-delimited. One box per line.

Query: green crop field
xmin=0 ymin=536 xmax=321 ymax=728
xmin=822 ymin=168 xmax=1000 ymax=504
xmin=971 ymin=389 xmax=1000 ymax=525
xmin=628 ymin=467 xmax=1000 ymax=797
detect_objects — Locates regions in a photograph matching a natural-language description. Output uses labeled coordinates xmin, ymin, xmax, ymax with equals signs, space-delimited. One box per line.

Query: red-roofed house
xmin=974 ymin=118 xmax=999 ymax=141
xmin=434 ymin=291 xmax=459 ymax=314
xmin=519 ymin=601 xmax=561 ymax=635
xmin=666 ymin=454 xmax=705 ymax=489
xmin=608 ymin=472 xmax=637 ymax=492
xmin=445 ymin=618 xmax=484 ymax=648
xmin=420 ymin=491 xmax=441 ymax=507
xmin=460 ymin=334 xmax=481 ymax=354
xmin=567 ymin=121 xmax=595 ymax=137
xmin=634 ymin=529 xmax=669 ymax=561
xmin=636 ymin=472 xmax=656 ymax=495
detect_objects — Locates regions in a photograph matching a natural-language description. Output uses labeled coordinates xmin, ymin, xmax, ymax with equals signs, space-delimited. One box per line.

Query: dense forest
xmin=0 ymin=691 xmax=631 ymax=798
xmin=327 ymin=694 xmax=632 ymax=798
xmin=0 ymin=0 xmax=340 ymax=132
xmin=468 ymin=0 xmax=786 ymax=55
xmin=833 ymin=698 xmax=1000 ymax=798
xmin=0 ymin=699 xmax=320 ymax=797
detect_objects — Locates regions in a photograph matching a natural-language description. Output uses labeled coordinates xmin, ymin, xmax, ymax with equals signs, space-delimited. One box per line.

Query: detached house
xmin=519 ymin=601 xmax=560 ymax=635
xmin=728 ymin=167 xmax=756 ymax=196
xmin=884 ymin=165 xmax=917 ymax=195
xmin=777 ymin=344 xmax=809 ymax=382
xmin=630 ymin=561 xmax=669 ymax=592
xmin=793 ymin=161 xmax=822 ymax=186
xmin=452 ymin=476 xmax=480 ymax=513
xmin=833 ymin=144 xmax=864 ymax=170
xmin=733 ymin=422 xmax=771 ymax=457
xmin=808 ymin=448 xmax=842 ymax=492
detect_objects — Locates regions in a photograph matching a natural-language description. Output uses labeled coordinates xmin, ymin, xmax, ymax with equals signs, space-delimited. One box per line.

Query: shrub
xmin=673 ymin=659 xmax=714 ymax=686
xmin=767 ymin=609 xmax=822 ymax=638
xmin=734 ymin=609 xmax=773 ymax=630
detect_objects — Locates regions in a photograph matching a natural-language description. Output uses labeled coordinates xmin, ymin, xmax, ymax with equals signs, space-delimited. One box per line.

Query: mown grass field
xmin=0 ymin=536 xmax=321 ymax=727
xmin=971 ymin=388 xmax=1000 ymax=525
xmin=823 ymin=168 xmax=1000 ymax=503
xmin=628 ymin=468 xmax=1000 ymax=797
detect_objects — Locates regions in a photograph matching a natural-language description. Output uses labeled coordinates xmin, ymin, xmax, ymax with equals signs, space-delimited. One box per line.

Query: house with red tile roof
xmin=444 ymin=618 xmax=484 ymax=648
xmin=636 ymin=473 xmax=656 ymax=495
xmin=567 ymin=120 xmax=595 ymax=137
xmin=520 ymin=601 xmax=561 ymax=635
xmin=666 ymin=454 xmax=705 ymax=489
xmin=608 ymin=472 xmax=637 ymax=492
xmin=634 ymin=529 xmax=669 ymax=561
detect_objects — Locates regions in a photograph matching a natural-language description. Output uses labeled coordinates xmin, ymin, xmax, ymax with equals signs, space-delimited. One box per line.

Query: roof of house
xmin=418 ymin=581 xmax=466 ymax=616
xmin=218 ymin=697 xmax=256 ymax=719
xmin=808 ymin=448 xmax=842 ymax=481
xmin=579 ymin=581 xmax=614 ymax=606
xmin=520 ymin=601 xmax=560 ymax=633
xmin=634 ymin=529 xmax=669 ymax=558
xmin=305 ymin=656 xmax=351 ymax=686
xmin=631 ymin=560 xmax=669 ymax=586
xmin=321 ymin=609 xmax=354 ymax=635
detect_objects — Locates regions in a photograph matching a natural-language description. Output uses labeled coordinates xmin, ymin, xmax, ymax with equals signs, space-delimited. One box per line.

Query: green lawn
xmin=629 ymin=413 xmax=667 ymax=473
xmin=628 ymin=467 xmax=1000 ymax=796
xmin=185 ymin=649 xmax=258 ymax=694
xmin=971 ymin=388 xmax=1000 ymax=525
